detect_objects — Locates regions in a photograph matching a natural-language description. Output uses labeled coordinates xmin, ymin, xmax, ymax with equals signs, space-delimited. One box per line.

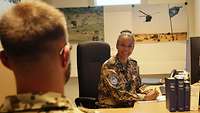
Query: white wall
xmin=0 ymin=63 xmax=16 ymax=104
xmin=134 ymin=42 xmax=186 ymax=74
xmin=45 ymin=0 xmax=188 ymax=76
xmin=185 ymin=0 xmax=200 ymax=37
xmin=132 ymin=4 xmax=187 ymax=33
xmin=103 ymin=4 xmax=187 ymax=74
xmin=47 ymin=0 xmax=91 ymax=8
xmin=0 ymin=0 xmax=14 ymax=17
xmin=185 ymin=0 xmax=195 ymax=37
xmin=104 ymin=5 xmax=133 ymax=55
xmin=194 ymin=0 xmax=200 ymax=36
xmin=70 ymin=44 xmax=78 ymax=77
xmin=145 ymin=0 xmax=186 ymax=4
xmin=0 ymin=0 xmax=16 ymax=104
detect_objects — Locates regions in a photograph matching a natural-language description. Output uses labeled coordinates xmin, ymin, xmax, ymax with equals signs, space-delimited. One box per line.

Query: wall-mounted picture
xmin=59 ymin=7 xmax=104 ymax=43
xmin=135 ymin=32 xmax=187 ymax=43
xmin=132 ymin=3 xmax=187 ymax=43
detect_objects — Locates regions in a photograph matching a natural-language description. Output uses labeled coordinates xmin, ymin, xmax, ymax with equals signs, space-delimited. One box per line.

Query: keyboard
xmin=142 ymin=78 xmax=163 ymax=85
xmin=159 ymin=85 xmax=166 ymax=95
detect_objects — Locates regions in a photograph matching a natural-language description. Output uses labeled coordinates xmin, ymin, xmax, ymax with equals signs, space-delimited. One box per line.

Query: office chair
xmin=75 ymin=41 xmax=110 ymax=109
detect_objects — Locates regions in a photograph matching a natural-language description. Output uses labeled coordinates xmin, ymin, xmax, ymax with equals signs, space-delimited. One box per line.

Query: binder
xmin=176 ymin=78 xmax=185 ymax=111
xmin=184 ymin=81 xmax=190 ymax=111
xmin=165 ymin=77 xmax=177 ymax=112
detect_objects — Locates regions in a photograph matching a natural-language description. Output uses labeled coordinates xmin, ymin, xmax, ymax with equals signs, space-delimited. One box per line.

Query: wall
xmin=194 ymin=0 xmax=200 ymax=36
xmin=145 ymin=0 xmax=187 ymax=4
xmin=104 ymin=5 xmax=133 ymax=54
xmin=46 ymin=0 xmax=91 ymax=8
xmin=104 ymin=4 xmax=187 ymax=74
xmin=132 ymin=4 xmax=187 ymax=33
xmin=46 ymin=0 xmax=188 ymax=76
xmin=0 ymin=0 xmax=190 ymax=77
xmin=48 ymin=0 xmax=187 ymax=7
xmin=0 ymin=0 xmax=16 ymax=104
xmin=0 ymin=0 xmax=13 ymax=16
xmin=0 ymin=63 xmax=16 ymax=104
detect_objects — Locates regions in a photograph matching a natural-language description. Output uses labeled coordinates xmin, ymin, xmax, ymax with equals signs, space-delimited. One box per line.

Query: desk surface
xmin=93 ymin=101 xmax=200 ymax=113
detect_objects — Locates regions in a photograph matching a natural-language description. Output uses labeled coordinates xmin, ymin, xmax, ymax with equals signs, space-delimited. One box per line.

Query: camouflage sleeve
xmin=130 ymin=61 xmax=147 ymax=94
xmin=134 ymin=65 xmax=148 ymax=94
xmin=135 ymin=65 xmax=142 ymax=93
xmin=101 ymin=64 xmax=140 ymax=103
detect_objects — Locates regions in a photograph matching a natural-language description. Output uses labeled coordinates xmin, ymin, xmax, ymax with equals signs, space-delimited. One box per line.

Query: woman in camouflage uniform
xmin=98 ymin=30 xmax=159 ymax=108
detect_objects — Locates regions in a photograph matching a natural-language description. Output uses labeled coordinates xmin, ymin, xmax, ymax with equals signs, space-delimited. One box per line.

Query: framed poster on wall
xmin=59 ymin=7 xmax=104 ymax=43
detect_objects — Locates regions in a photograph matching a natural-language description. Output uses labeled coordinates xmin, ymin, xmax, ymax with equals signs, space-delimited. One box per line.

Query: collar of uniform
xmin=115 ymin=54 xmax=131 ymax=65
xmin=115 ymin=54 xmax=131 ymax=71
xmin=0 ymin=92 xmax=72 ymax=112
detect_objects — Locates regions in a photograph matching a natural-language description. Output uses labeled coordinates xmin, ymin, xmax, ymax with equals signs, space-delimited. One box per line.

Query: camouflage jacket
xmin=0 ymin=92 xmax=83 ymax=113
xmin=98 ymin=55 xmax=143 ymax=108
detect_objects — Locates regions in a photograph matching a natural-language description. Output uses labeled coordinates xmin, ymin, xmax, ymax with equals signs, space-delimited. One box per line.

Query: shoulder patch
xmin=108 ymin=75 xmax=118 ymax=86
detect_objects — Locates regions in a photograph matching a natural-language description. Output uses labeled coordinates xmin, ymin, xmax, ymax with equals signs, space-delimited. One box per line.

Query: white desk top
xmin=85 ymin=101 xmax=199 ymax=113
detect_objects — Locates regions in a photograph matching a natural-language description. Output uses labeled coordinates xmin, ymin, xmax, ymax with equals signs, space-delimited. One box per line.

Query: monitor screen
xmin=186 ymin=37 xmax=200 ymax=84
xmin=186 ymin=37 xmax=200 ymax=105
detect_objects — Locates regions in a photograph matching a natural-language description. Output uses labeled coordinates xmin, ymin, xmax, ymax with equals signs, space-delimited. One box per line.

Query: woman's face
xmin=117 ymin=37 xmax=134 ymax=59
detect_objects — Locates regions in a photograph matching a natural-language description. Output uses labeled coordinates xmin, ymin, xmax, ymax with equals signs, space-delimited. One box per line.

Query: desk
xmin=94 ymin=101 xmax=200 ymax=113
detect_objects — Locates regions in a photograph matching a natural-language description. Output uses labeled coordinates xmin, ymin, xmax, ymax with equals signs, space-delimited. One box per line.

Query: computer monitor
xmin=186 ymin=37 xmax=200 ymax=84
xmin=185 ymin=37 xmax=200 ymax=105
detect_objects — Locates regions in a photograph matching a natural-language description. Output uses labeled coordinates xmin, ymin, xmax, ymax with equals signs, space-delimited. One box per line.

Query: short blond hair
xmin=0 ymin=1 xmax=68 ymax=56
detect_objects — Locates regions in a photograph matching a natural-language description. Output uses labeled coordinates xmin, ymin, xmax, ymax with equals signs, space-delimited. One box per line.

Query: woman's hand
xmin=143 ymin=88 xmax=159 ymax=101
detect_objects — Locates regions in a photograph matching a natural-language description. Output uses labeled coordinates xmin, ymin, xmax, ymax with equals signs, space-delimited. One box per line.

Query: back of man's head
xmin=0 ymin=1 xmax=68 ymax=58
xmin=0 ymin=1 xmax=70 ymax=94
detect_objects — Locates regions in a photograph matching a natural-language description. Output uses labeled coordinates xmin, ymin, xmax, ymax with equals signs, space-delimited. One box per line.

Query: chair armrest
xmin=75 ymin=97 xmax=98 ymax=109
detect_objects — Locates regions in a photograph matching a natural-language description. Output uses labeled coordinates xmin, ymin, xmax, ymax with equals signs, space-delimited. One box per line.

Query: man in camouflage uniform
xmin=0 ymin=1 xmax=84 ymax=113
xmin=0 ymin=92 xmax=82 ymax=113
xmin=98 ymin=30 xmax=159 ymax=108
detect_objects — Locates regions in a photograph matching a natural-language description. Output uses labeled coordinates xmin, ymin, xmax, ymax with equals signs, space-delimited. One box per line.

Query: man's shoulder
xmin=0 ymin=92 xmax=85 ymax=113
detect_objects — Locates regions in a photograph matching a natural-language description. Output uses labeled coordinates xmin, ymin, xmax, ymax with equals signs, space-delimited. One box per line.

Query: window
xmin=94 ymin=0 xmax=141 ymax=6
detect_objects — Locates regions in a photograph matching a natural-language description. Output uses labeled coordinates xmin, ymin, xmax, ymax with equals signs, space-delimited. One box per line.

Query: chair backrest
xmin=77 ymin=41 xmax=110 ymax=98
